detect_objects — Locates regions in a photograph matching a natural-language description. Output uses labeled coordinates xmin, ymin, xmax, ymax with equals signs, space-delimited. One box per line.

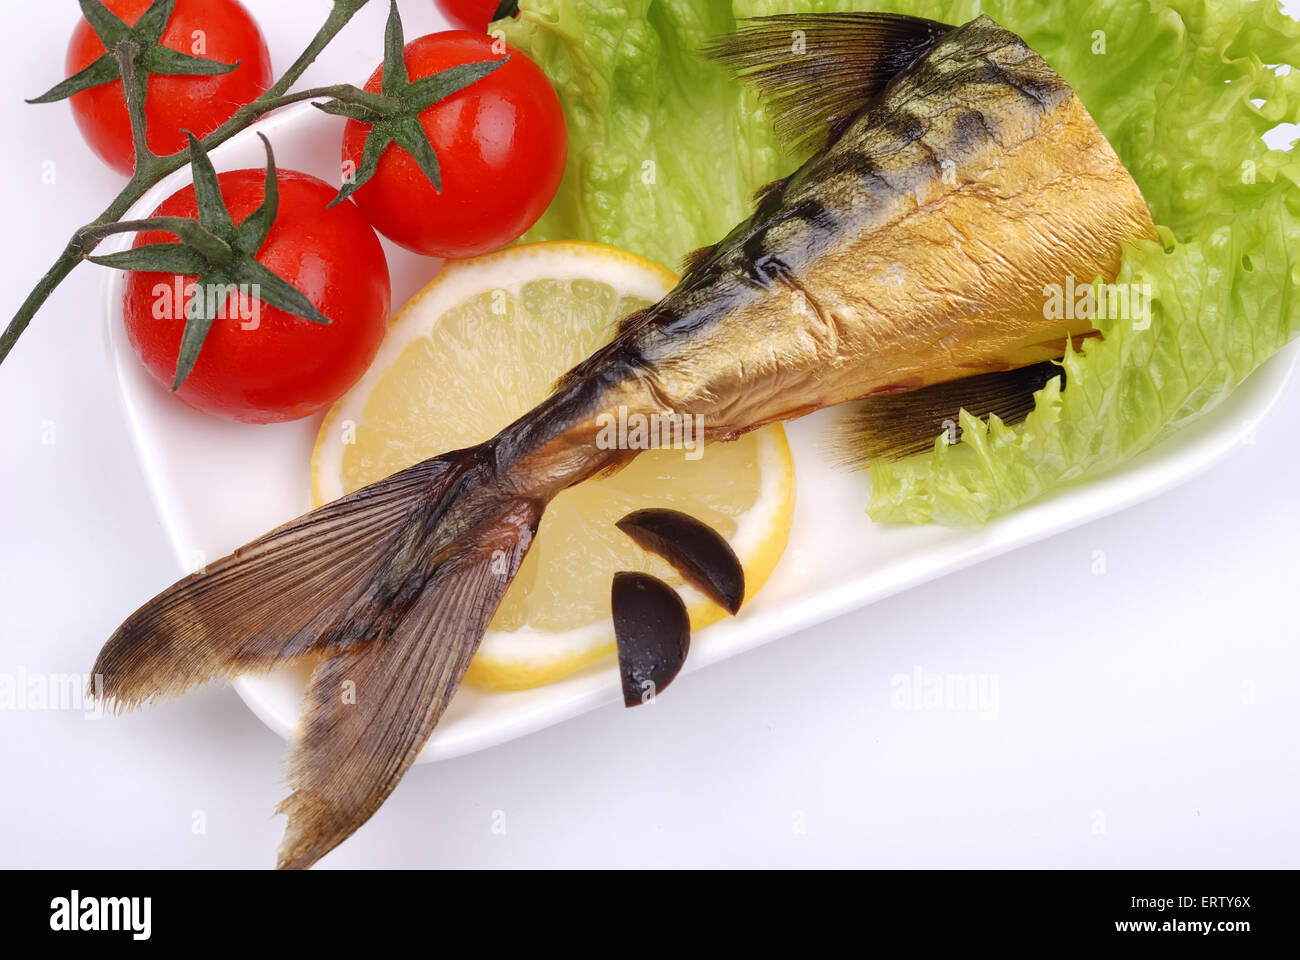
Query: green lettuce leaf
xmin=503 ymin=0 xmax=1300 ymax=525
xmin=499 ymin=0 xmax=792 ymax=270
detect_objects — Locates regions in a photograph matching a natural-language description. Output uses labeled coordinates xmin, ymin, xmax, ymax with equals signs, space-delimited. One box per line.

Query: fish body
xmin=552 ymin=15 xmax=1155 ymax=451
xmin=93 ymin=13 xmax=1156 ymax=868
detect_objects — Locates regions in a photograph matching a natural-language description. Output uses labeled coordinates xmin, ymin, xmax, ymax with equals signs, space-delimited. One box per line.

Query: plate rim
xmin=99 ymin=102 xmax=1300 ymax=765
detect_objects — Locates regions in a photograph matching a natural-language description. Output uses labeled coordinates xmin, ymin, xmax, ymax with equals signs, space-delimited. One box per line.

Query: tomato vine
xmin=1 ymin=0 xmax=511 ymax=370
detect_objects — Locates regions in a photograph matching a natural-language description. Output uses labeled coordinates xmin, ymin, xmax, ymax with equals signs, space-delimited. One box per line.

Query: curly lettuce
xmin=500 ymin=0 xmax=791 ymax=269
xmin=503 ymin=0 xmax=1300 ymax=526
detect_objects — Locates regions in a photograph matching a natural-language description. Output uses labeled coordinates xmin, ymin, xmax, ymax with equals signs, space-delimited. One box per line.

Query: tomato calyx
xmin=315 ymin=0 xmax=507 ymax=206
xmin=28 ymin=0 xmax=239 ymax=109
xmin=88 ymin=133 xmax=332 ymax=390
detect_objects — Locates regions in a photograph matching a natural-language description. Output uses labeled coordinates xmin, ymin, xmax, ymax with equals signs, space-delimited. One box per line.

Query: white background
xmin=1 ymin=0 xmax=1298 ymax=869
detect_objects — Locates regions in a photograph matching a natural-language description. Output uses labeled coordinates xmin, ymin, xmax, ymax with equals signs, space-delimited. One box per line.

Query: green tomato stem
xmin=0 ymin=0 xmax=375 ymax=367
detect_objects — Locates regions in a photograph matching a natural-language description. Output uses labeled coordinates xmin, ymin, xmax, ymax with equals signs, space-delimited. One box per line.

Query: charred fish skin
xmin=603 ymin=14 xmax=1157 ymax=440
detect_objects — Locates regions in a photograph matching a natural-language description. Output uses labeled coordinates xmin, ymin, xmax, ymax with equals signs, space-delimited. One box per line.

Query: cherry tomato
xmin=342 ymin=31 xmax=567 ymax=259
xmin=433 ymin=1 xmax=514 ymax=32
xmin=66 ymin=0 xmax=273 ymax=175
xmin=123 ymin=170 xmax=390 ymax=424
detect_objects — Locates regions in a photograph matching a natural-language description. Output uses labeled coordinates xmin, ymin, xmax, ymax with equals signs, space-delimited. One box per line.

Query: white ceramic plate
xmin=102 ymin=102 xmax=1300 ymax=764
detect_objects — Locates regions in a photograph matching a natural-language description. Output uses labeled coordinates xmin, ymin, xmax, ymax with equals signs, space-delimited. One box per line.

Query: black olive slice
xmin=615 ymin=508 xmax=745 ymax=615
xmin=612 ymin=571 xmax=691 ymax=707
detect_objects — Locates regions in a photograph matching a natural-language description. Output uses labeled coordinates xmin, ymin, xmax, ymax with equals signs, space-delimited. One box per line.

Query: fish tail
xmin=91 ymin=443 xmax=547 ymax=869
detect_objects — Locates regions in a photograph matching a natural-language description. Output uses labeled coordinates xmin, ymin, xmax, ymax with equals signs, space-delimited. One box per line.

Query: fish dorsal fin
xmin=680 ymin=243 xmax=718 ymax=277
xmin=680 ymin=176 xmax=789 ymax=277
xmin=705 ymin=13 xmax=953 ymax=152
xmin=829 ymin=361 xmax=1062 ymax=468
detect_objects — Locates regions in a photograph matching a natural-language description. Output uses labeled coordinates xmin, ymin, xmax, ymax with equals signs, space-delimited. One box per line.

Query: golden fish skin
xmin=91 ymin=13 xmax=1159 ymax=870
xmin=564 ymin=14 xmax=1158 ymax=443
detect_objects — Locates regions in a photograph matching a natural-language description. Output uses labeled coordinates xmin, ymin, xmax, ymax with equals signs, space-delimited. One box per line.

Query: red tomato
xmin=123 ymin=170 xmax=390 ymax=424
xmin=342 ymin=31 xmax=567 ymax=259
xmin=433 ymin=0 xmax=512 ymax=32
xmin=66 ymin=0 xmax=273 ymax=175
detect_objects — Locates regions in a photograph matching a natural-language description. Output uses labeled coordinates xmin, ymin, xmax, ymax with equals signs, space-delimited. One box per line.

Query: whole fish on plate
xmin=92 ymin=11 xmax=1157 ymax=868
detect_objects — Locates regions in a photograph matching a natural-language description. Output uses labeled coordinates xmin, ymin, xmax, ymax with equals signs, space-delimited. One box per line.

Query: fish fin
xmin=705 ymin=12 xmax=953 ymax=152
xmin=829 ymin=361 xmax=1062 ymax=468
xmin=551 ymin=307 xmax=654 ymax=394
xmin=614 ymin=304 xmax=658 ymax=339
xmin=753 ymin=176 xmax=787 ymax=206
xmin=93 ymin=443 xmax=548 ymax=868
xmin=680 ymin=243 xmax=718 ymax=277
xmin=679 ymin=178 xmax=787 ymax=279
xmin=91 ymin=455 xmax=468 ymax=710
xmin=276 ymin=496 xmax=541 ymax=870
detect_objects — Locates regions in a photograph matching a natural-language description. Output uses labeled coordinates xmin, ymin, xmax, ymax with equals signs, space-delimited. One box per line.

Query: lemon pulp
xmin=313 ymin=242 xmax=795 ymax=690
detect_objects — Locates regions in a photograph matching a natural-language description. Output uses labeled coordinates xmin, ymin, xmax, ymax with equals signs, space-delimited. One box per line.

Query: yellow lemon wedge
xmin=312 ymin=241 xmax=795 ymax=690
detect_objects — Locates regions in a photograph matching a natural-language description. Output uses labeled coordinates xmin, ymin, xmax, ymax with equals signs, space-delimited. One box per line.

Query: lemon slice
xmin=312 ymin=241 xmax=795 ymax=690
